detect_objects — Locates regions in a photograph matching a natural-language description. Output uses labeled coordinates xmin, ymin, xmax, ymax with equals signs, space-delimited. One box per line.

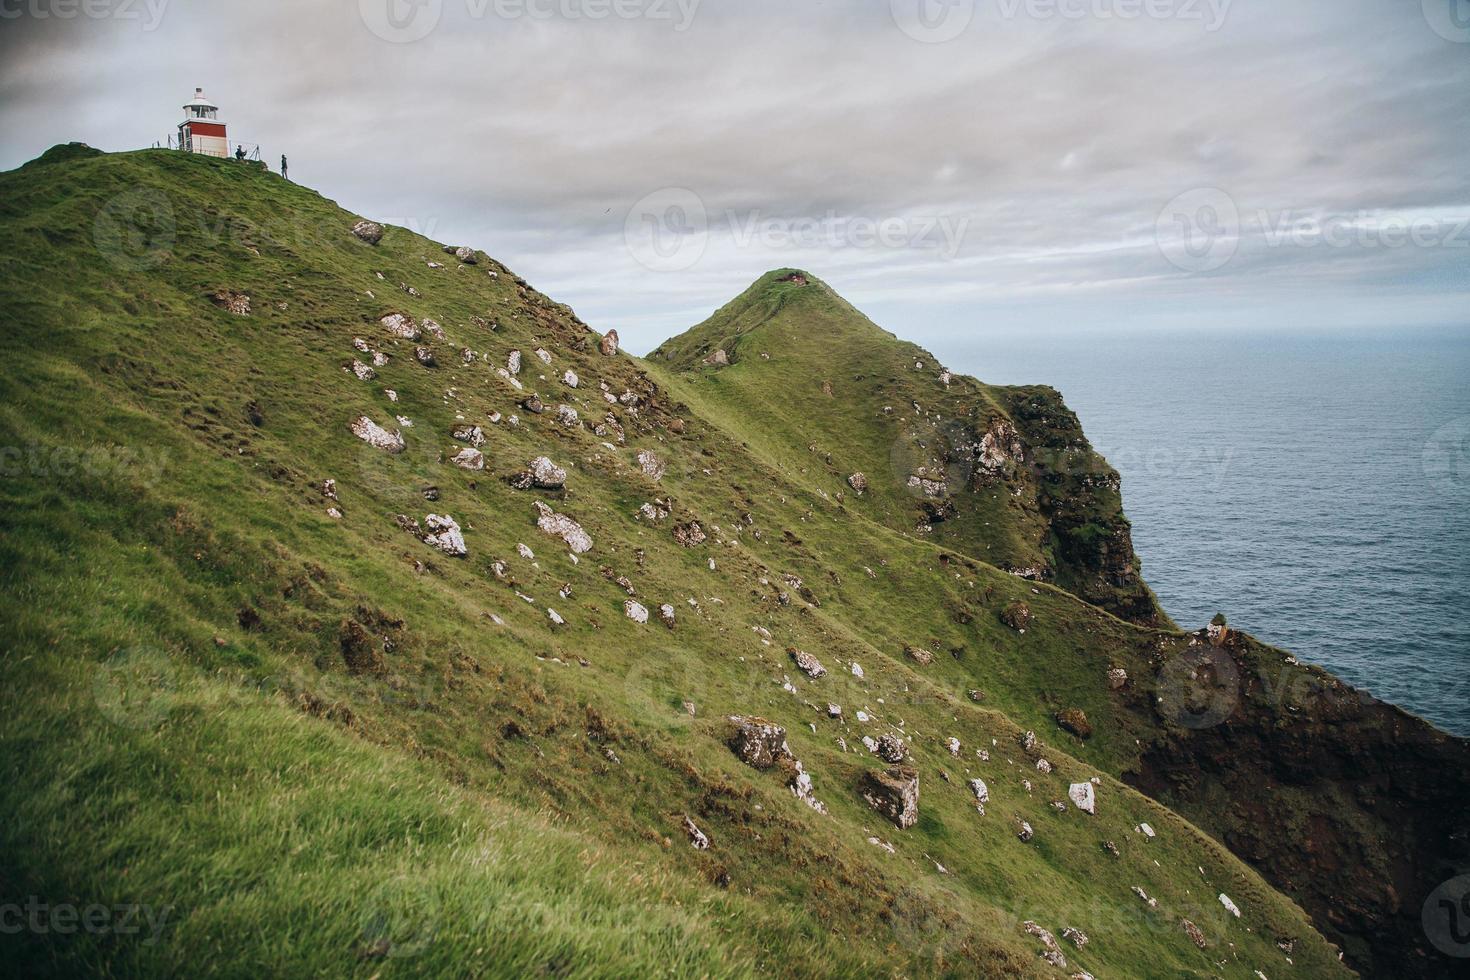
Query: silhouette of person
xmin=281 ymin=155 xmax=288 ymax=180
xmin=235 ymin=145 xmax=246 ymax=161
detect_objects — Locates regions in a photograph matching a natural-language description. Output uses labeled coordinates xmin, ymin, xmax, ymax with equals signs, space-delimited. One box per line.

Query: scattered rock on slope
xmin=727 ymin=717 xmax=792 ymax=770
xmin=422 ymin=514 xmax=466 ymax=557
xmin=861 ymin=766 xmax=919 ymax=830
xmin=350 ymin=219 xmax=383 ymax=244
xmin=532 ymin=501 xmax=593 ymax=554
xmin=350 ymin=415 xmax=405 ymax=453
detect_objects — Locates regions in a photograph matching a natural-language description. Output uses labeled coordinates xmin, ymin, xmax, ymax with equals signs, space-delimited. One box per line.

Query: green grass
xmin=0 ymin=147 xmax=1354 ymax=978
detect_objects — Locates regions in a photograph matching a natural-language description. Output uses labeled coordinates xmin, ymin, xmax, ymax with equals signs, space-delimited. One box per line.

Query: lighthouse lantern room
xmin=178 ymin=88 xmax=228 ymax=158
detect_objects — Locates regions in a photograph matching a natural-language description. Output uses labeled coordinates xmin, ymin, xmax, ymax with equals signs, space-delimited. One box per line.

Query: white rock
xmin=548 ymin=608 xmax=565 ymax=625
xmin=636 ymin=449 xmax=666 ymax=481
xmin=562 ymin=369 xmax=579 ymax=388
xmin=349 ymin=415 xmax=405 ymax=453
xmin=1136 ymin=822 xmax=1156 ymax=839
xmin=947 ymin=737 xmax=961 ymax=757
xmin=451 ymin=447 xmax=485 ymax=471
xmin=1219 ymin=893 xmax=1241 ymax=918
xmin=969 ymin=778 xmax=989 ymax=804
xmin=850 ymin=662 xmax=865 ymax=679
xmin=518 ymin=543 xmax=535 ymax=560
xmin=1068 ymin=782 xmax=1097 ymax=815
xmin=533 ymin=501 xmax=593 ymax=554
xmin=1036 ymin=758 xmax=1053 ymax=774
xmin=507 ymin=350 xmax=522 ymax=374
xmin=422 ymin=514 xmax=466 ymax=557
xmin=682 ymin=815 xmax=710 ymax=850
xmin=534 ymin=348 xmax=552 ymax=364
xmin=350 ymin=359 xmax=375 ymax=381
xmin=625 ymin=600 xmax=649 ymax=624
xmin=381 ymin=313 xmax=419 ymax=339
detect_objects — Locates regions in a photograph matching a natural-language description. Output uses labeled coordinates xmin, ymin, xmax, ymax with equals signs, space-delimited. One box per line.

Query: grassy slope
xmin=648 ymin=270 xmax=1168 ymax=626
xmin=0 ymin=148 xmax=1349 ymax=978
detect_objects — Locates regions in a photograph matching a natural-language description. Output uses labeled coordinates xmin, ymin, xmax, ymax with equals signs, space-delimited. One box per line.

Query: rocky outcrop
xmin=349 ymin=415 xmax=405 ymax=454
xmin=789 ymin=648 xmax=826 ymax=678
xmin=381 ymin=313 xmax=419 ymax=340
xmin=861 ymin=766 xmax=918 ymax=830
xmin=600 ymin=330 xmax=619 ymax=356
xmin=1001 ymin=601 xmax=1032 ymax=631
xmin=422 ymin=514 xmax=466 ymax=557
xmin=533 ymin=501 xmax=592 ymax=554
xmin=350 ymin=220 xmax=383 ymax=245
xmin=727 ymin=717 xmax=791 ymax=770
xmin=509 ymin=456 xmax=566 ymax=491
xmin=847 ymin=472 xmax=868 ymax=494
xmin=1068 ymin=782 xmax=1096 ymax=815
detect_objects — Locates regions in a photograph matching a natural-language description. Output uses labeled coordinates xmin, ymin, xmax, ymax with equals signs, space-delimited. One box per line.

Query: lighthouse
xmin=178 ymin=88 xmax=228 ymax=158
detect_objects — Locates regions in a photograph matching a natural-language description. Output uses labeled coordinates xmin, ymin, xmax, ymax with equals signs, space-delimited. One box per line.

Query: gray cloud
xmin=1 ymin=0 xmax=1465 ymax=350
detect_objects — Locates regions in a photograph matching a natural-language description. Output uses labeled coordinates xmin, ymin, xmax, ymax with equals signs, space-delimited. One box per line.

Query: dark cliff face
xmin=1120 ymin=628 xmax=1470 ymax=978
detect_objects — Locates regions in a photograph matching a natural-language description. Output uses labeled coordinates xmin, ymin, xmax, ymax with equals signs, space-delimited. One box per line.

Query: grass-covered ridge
xmin=1 ymin=146 xmax=1455 ymax=977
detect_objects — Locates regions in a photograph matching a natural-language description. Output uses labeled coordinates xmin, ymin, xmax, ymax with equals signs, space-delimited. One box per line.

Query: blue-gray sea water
xmin=940 ymin=327 xmax=1470 ymax=737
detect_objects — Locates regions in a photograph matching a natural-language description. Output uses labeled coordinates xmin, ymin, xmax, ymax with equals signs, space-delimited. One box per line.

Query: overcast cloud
xmin=1 ymin=0 xmax=1466 ymax=351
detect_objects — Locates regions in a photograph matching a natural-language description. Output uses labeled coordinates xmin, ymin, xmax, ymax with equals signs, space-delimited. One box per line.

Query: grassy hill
xmin=0 ymin=146 xmax=1463 ymax=978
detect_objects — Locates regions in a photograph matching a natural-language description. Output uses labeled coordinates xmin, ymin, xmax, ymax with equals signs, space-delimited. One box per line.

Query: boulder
xmin=534 ymin=348 xmax=552 ymax=365
xmin=532 ymin=501 xmax=592 ymax=554
xmin=451 ymin=447 xmax=484 ymax=471
xmin=1019 ymin=730 xmax=1038 ymax=753
xmin=507 ymin=350 xmax=522 ymax=375
xmin=636 ymin=449 xmax=666 ymax=481
xmin=1001 ymin=600 xmax=1033 ymax=631
xmin=1017 ymin=819 xmax=1035 ymax=842
xmin=727 ymin=717 xmax=791 ymax=770
xmin=847 ymin=472 xmax=868 ymax=494
xmin=555 ymin=404 xmax=579 ymax=427
xmin=1061 ymin=927 xmax=1089 ymax=949
xmin=969 ymin=778 xmax=989 ymax=805
xmin=562 ymin=369 xmax=579 ymax=388
xmin=600 ymin=329 xmax=619 ymax=356
xmin=860 ymin=766 xmax=919 ymax=829
xmin=349 ymin=415 xmax=405 ymax=453
xmin=350 ymin=220 xmax=384 ymax=245
xmin=705 ymin=349 xmax=729 ymax=367
xmin=1218 ymin=893 xmax=1241 ymax=918
xmin=381 ymin=312 xmax=419 ymax=339
xmin=452 ymin=425 xmax=485 ymax=447
xmin=624 ymin=600 xmax=649 ymax=624
xmin=1107 ymin=667 xmax=1128 ymax=690
xmin=658 ymin=604 xmax=676 ymax=628
xmin=414 ymin=347 xmax=437 ymax=367
xmin=875 ymin=733 xmax=908 ymax=763
xmin=421 ymin=318 xmax=445 ymax=340
xmin=673 ymin=522 xmax=706 ymax=548
xmin=682 ymin=815 xmax=709 ymax=850
xmin=1068 ymin=782 xmax=1097 ymax=815
xmin=1181 ymin=919 xmax=1207 ymax=949
xmin=520 ymin=456 xmax=566 ymax=490
xmin=454 ymin=246 xmax=477 ymax=265
xmin=1056 ymin=707 xmax=1093 ymax=740
xmin=208 ymin=289 xmax=251 ymax=316
xmin=422 ymin=514 xmax=466 ymax=557
xmin=904 ymin=644 xmax=935 ymax=666
xmin=789 ymin=648 xmax=826 ymax=678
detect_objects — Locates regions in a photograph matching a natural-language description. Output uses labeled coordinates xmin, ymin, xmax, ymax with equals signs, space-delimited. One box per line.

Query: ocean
xmin=938 ymin=327 xmax=1470 ymax=737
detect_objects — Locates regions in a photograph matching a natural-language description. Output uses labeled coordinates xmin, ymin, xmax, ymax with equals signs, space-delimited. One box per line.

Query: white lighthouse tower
xmin=178 ymin=88 xmax=228 ymax=158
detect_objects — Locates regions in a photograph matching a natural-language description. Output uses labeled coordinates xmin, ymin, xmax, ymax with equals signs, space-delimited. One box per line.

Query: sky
xmin=2 ymin=0 xmax=1467 ymax=353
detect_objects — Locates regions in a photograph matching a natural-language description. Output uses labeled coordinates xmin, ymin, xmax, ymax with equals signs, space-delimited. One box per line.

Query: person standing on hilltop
xmin=280 ymin=154 xmax=288 ymax=180
xmin=234 ymin=144 xmax=246 ymax=161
